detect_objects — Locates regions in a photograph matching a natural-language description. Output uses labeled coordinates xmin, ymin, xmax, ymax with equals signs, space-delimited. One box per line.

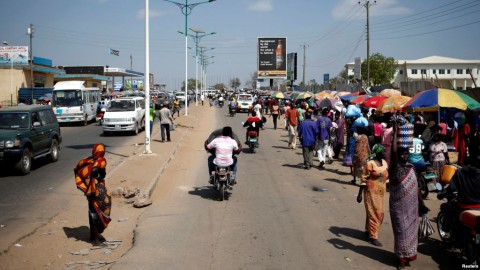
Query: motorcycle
xmin=229 ymin=107 xmax=236 ymax=117
xmin=412 ymin=161 xmax=441 ymax=199
xmin=212 ymin=164 xmax=233 ymax=201
xmin=96 ymin=107 xmax=106 ymax=125
xmin=437 ymin=189 xmax=480 ymax=263
xmin=247 ymin=130 xmax=258 ymax=153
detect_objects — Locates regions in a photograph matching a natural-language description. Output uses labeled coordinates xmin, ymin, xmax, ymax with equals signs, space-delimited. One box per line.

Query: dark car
xmin=0 ymin=105 xmax=62 ymax=174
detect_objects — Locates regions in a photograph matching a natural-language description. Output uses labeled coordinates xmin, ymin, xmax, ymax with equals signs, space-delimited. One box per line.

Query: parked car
xmin=0 ymin=105 xmax=62 ymax=174
xmin=102 ymin=97 xmax=146 ymax=136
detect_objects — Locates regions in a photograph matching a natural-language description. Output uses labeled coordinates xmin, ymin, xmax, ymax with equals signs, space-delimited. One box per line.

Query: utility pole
xmin=28 ymin=23 xmax=34 ymax=102
xmin=359 ymin=1 xmax=375 ymax=87
xmin=300 ymin=44 xmax=308 ymax=86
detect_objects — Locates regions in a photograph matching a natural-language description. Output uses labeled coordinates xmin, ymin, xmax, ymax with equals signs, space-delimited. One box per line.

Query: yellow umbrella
xmin=377 ymin=95 xmax=411 ymax=113
xmin=379 ymin=89 xmax=401 ymax=98
xmin=314 ymin=92 xmax=334 ymax=100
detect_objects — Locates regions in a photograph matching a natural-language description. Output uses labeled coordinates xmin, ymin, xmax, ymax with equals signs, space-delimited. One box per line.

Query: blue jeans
xmin=150 ymin=121 xmax=153 ymax=135
xmin=208 ymin=155 xmax=238 ymax=179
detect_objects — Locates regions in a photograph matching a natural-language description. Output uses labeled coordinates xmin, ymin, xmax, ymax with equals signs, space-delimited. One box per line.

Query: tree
xmin=230 ymin=77 xmax=241 ymax=90
xmin=181 ymin=78 xmax=201 ymax=91
xmin=308 ymin=79 xmax=319 ymax=93
xmin=212 ymin=83 xmax=227 ymax=91
xmin=361 ymin=53 xmax=397 ymax=86
xmin=246 ymin=72 xmax=258 ymax=89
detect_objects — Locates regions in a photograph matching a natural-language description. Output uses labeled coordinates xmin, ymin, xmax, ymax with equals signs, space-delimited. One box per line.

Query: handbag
xmin=419 ymin=214 xmax=435 ymax=239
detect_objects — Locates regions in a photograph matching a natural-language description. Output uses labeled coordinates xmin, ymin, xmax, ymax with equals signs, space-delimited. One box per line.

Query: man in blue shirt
xmin=316 ymin=108 xmax=333 ymax=168
xmin=298 ymin=111 xmax=318 ymax=169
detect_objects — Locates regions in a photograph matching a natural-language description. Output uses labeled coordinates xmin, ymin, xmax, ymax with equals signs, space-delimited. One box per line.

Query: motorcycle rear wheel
xmin=219 ymin=183 xmax=225 ymax=201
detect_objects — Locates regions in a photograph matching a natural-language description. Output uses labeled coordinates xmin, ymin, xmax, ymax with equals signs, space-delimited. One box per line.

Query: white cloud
xmin=248 ymin=0 xmax=273 ymax=12
xmin=136 ymin=8 xmax=165 ymax=19
xmin=332 ymin=0 xmax=411 ymax=21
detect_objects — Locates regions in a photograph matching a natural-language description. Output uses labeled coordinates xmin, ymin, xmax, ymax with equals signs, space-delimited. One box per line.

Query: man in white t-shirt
xmin=205 ymin=126 xmax=241 ymax=184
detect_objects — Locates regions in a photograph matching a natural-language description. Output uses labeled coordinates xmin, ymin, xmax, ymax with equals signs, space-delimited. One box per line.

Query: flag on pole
xmin=109 ymin=48 xmax=119 ymax=56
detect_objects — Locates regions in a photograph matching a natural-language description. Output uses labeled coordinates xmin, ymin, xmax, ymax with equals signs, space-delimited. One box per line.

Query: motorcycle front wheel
xmin=419 ymin=175 xmax=429 ymax=199
xmin=437 ymin=211 xmax=453 ymax=243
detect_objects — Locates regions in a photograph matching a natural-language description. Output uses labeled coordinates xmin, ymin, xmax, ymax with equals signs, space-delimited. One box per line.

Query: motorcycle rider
xmin=204 ymin=126 xmax=242 ymax=185
xmin=218 ymin=95 xmax=225 ymax=107
xmin=243 ymin=111 xmax=263 ymax=144
xmin=229 ymin=98 xmax=238 ymax=114
xmin=439 ymin=154 xmax=480 ymax=244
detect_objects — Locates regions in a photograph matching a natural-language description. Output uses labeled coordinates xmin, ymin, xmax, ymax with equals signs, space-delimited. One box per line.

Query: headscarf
xmin=391 ymin=114 xmax=408 ymax=126
xmin=366 ymin=143 xmax=385 ymax=162
xmin=92 ymin=143 xmax=105 ymax=159
xmin=74 ymin=143 xmax=107 ymax=195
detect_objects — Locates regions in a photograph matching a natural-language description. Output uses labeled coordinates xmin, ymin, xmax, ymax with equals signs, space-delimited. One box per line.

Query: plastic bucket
xmin=441 ymin=165 xmax=457 ymax=185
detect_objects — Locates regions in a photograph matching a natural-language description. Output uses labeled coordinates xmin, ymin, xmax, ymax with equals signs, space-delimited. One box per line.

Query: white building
xmin=345 ymin=56 xmax=480 ymax=90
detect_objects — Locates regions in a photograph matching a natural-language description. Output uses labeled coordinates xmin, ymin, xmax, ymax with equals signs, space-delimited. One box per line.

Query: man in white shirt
xmin=205 ymin=126 xmax=241 ymax=184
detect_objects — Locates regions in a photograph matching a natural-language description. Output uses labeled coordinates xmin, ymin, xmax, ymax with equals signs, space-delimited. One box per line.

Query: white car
xmin=102 ymin=96 xmax=146 ymax=135
xmin=237 ymin=94 xmax=254 ymax=112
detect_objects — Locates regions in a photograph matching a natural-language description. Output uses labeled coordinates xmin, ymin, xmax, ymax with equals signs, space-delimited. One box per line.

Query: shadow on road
xmin=272 ymin=145 xmax=291 ymax=150
xmin=282 ymin=163 xmax=305 ymax=170
xmin=63 ymin=226 xmax=91 ymax=243
xmin=188 ymin=186 xmax=228 ymax=201
xmin=327 ymin=238 xmax=397 ymax=267
xmin=329 ymin=226 xmax=367 ymax=241
xmin=417 ymin=238 xmax=460 ymax=270
xmin=323 ymin=178 xmax=353 ymax=186
xmin=323 ymin=167 xmax=352 ymax=176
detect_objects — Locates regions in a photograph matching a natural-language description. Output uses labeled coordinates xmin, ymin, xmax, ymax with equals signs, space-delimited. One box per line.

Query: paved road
xmin=0 ymin=121 xmax=145 ymax=252
xmin=113 ymin=107 xmax=455 ymax=270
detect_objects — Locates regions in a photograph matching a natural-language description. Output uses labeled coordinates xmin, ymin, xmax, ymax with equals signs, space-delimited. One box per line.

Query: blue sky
xmin=1 ymin=0 xmax=479 ymax=90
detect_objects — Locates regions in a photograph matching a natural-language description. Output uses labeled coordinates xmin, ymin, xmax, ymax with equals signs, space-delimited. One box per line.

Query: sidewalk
xmin=0 ymin=103 xmax=213 ymax=270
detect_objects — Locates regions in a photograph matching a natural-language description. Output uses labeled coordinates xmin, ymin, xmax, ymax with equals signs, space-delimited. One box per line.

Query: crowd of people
xmin=241 ymin=95 xmax=480 ymax=269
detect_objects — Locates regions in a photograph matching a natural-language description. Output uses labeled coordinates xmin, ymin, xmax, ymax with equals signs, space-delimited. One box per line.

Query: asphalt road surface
xmin=0 ymin=121 xmax=144 ymax=252
xmin=113 ymin=107 xmax=456 ymax=270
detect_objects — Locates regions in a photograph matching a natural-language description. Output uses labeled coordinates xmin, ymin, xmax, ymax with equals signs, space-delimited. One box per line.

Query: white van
xmin=102 ymin=96 xmax=146 ymax=135
xmin=237 ymin=94 xmax=254 ymax=112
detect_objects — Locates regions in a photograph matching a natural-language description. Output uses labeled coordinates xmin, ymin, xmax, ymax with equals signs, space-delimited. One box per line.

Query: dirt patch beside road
xmin=0 ymin=104 xmax=215 ymax=270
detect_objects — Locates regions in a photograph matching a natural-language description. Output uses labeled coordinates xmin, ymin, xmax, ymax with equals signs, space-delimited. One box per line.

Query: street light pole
xmin=163 ymin=0 xmax=216 ymax=116
xmin=189 ymin=28 xmax=215 ymax=106
xmin=143 ymin=0 xmax=152 ymax=154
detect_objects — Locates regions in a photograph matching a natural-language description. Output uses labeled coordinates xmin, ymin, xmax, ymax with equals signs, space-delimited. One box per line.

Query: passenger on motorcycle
xmin=243 ymin=111 xmax=263 ymax=144
xmin=204 ymin=126 xmax=242 ymax=184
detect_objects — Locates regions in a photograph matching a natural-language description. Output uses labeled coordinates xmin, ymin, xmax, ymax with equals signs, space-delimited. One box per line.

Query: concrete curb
xmin=141 ymin=130 xmax=187 ymax=199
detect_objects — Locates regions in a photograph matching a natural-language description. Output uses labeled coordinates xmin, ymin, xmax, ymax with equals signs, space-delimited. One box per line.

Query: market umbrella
xmin=339 ymin=94 xmax=353 ymax=102
xmin=376 ymin=95 xmax=411 ymax=113
xmin=289 ymin=91 xmax=300 ymax=100
xmin=314 ymin=92 xmax=334 ymax=100
xmin=361 ymin=95 xmax=387 ymax=108
xmin=351 ymin=91 xmax=365 ymax=96
xmin=350 ymin=95 xmax=371 ymax=105
xmin=379 ymin=88 xmax=401 ymax=98
xmin=296 ymin=91 xmax=313 ymax=100
xmin=316 ymin=98 xmax=345 ymax=112
xmin=335 ymin=91 xmax=351 ymax=97
xmin=403 ymin=88 xmax=480 ymax=112
xmin=271 ymin=91 xmax=290 ymax=99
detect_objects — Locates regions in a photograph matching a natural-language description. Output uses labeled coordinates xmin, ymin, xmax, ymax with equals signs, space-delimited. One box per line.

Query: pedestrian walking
xmin=285 ymin=103 xmax=300 ymax=149
xmin=316 ymin=108 xmax=333 ymax=168
xmin=73 ymin=143 xmax=111 ymax=245
xmin=333 ymin=113 xmax=345 ymax=159
xmin=172 ymin=98 xmax=181 ymax=117
xmin=357 ymin=144 xmax=389 ymax=247
xmin=298 ymin=111 xmax=318 ymax=169
xmin=158 ymin=101 xmax=174 ymax=142
xmin=271 ymin=100 xmax=279 ymax=130
xmin=200 ymin=93 xmax=205 ymax=106
xmin=352 ymin=127 xmax=370 ymax=185
xmin=389 ymin=147 xmax=421 ymax=269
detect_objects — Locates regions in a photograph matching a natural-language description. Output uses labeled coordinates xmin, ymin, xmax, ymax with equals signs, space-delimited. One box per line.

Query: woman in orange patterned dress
xmin=74 ymin=143 xmax=112 ymax=244
xmin=357 ymin=144 xmax=389 ymax=247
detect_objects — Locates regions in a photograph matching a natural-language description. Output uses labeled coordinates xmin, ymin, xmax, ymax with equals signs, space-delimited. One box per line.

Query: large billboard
xmin=257 ymin=37 xmax=287 ymax=79
xmin=0 ymin=46 xmax=29 ymax=67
